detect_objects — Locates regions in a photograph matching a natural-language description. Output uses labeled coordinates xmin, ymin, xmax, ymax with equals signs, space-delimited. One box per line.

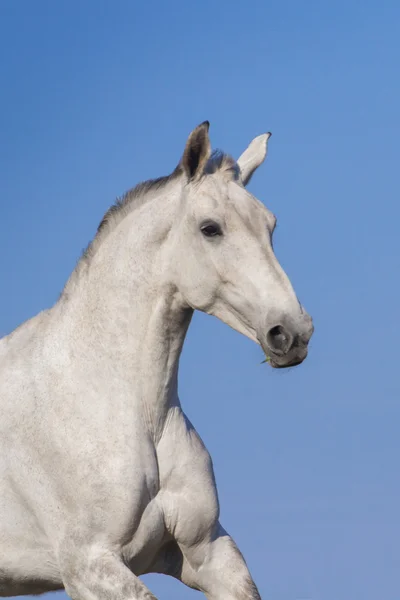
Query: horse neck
xmin=58 ymin=186 xmax=192 ymax=440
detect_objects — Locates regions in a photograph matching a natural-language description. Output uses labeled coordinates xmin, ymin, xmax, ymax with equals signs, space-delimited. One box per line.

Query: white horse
xmin=0 ymin=122 xmax=313 ymax=600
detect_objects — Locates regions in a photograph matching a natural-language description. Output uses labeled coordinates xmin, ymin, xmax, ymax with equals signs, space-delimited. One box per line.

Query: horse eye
xmin=201 ymin=222 xmax=222 ymax=237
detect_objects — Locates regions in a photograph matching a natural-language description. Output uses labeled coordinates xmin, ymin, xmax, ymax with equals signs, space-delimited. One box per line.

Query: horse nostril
xmin=267 ymin=325 xmax=292 ymax=355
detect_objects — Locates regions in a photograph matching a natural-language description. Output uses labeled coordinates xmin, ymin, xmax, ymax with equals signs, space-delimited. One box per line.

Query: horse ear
xmin=237 ymin=132 xmax=271 ymax=186
xmin=181 ymin=121 xmax=211 ymax=181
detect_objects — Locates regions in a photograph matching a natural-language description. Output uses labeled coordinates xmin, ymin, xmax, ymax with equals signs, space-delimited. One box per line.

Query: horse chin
xmin=269 ymin=357 xmax=304 ymax=369
xmin=264 ymin=346 xmax=308 ymax=369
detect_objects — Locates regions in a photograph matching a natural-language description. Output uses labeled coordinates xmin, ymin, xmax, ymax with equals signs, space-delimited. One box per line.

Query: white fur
xmin=237 ymin=132 xmax=271 ymax=185
xmin=0 ymin=124 xmax=313 ymax=600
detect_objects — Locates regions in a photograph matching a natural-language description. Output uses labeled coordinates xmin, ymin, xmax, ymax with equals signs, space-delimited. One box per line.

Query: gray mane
xmin=204 ymin=150 xmax=240 ymax=178
xmin=94 ymin=167 xmax=183 ymax=245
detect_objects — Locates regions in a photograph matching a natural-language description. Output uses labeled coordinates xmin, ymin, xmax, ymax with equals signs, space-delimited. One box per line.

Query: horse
xmin=0 ymin=122 xmax=313 ymax=599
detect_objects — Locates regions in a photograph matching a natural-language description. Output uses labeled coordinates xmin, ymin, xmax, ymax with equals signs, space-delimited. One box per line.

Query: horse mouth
xmin=263 ymin=344 xmax=308 ymax=369
xmin=269 ymin=357 xmax=304 ymax=369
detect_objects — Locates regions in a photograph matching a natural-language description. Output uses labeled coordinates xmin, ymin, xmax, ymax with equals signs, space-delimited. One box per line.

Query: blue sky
xmin=1 ymin=1 xmax=399 ymax=598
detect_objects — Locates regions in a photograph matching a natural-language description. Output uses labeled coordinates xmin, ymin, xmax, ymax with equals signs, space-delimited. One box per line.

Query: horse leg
xmin=59 ymin=541 xmax=157 ymax=600
xmin=149 ymin=526 xmax=261 ymax=600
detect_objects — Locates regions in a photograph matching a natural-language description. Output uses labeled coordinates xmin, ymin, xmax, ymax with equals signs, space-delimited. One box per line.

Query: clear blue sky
xmin=1 ymin=1 xmax=399 ymax=599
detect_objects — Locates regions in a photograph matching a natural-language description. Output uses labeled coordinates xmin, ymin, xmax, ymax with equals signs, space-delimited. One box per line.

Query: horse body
xmin=0 ymin=123 xmax=313 ymax=599
xmin=0 ymin=267 xmax=216 ymax=596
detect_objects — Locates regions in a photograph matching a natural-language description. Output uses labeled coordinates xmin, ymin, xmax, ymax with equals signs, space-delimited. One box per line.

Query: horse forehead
xmin=195 ymin=177 xmax=273 ymax=227
xmin=194 ymin=177 xmax=228 ymax=209
xmin=228 ymin=182 xmax=272 ymax=226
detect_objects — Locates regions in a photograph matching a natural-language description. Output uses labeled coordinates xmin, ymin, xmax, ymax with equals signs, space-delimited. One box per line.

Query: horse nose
xmin=300 ymin=313 xmax=314 ymax=343
xmin=266 ymin=325 xmax=294 ymax=355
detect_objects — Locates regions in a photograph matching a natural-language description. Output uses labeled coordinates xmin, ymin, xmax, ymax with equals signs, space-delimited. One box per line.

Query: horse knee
xmin=58 ymin=541 xmax=157 ymax=600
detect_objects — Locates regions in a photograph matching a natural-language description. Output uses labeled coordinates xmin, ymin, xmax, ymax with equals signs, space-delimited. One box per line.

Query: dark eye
xmin=200 ymin=222 xmax=222 ymax=237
